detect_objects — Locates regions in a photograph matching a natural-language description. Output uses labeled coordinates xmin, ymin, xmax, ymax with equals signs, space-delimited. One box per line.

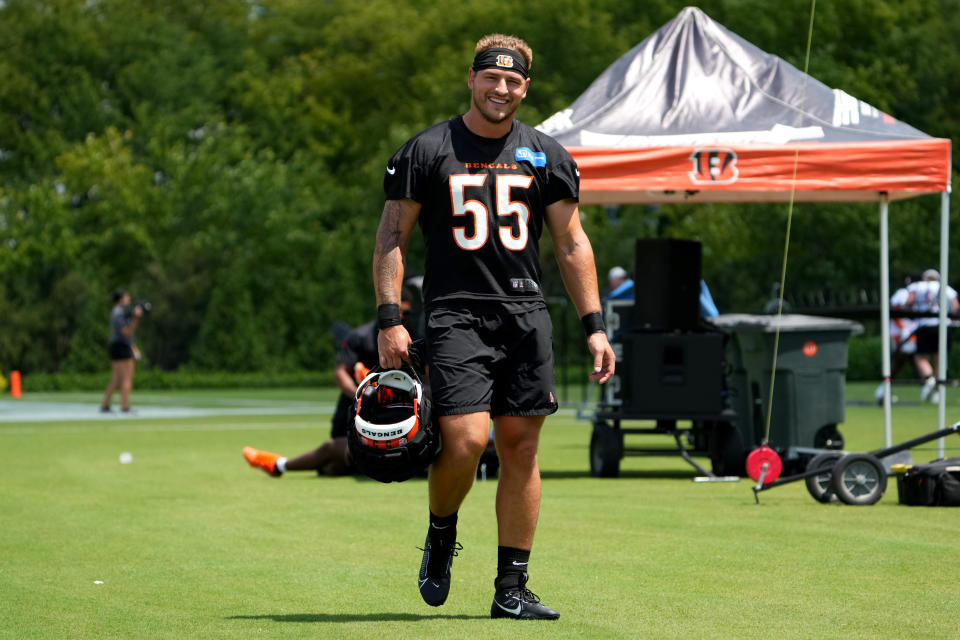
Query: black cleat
xmin=417 ymin=535 xmax=462 ymax=607
xmin=491 ymin=585 xmax=560 ymax=620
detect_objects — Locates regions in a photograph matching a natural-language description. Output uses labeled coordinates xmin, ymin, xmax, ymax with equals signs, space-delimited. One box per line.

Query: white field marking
xmin=0 ymin=419 xmax=325 ymax=435
xmin=10 ymin=395 xmax=326 ymax=408
xmin=0 ymin=401 xmax=579 ymax=433
xmin=0 ymin=400 xmax=334 ymax=427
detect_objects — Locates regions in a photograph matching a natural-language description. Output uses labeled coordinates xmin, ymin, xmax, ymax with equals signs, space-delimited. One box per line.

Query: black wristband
xmin=377 ymin=303 xmax=403 ymax=329
xmin=581 ymin=311 xmax=605 ymax=336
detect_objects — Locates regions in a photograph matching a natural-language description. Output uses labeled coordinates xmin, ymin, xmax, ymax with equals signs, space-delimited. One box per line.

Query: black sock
xmin=495 ymin=546 xmax=530 ymax=591
xmin=427 ymin=511 xmax=457 ymax=574
xmin=428 ymin=510 xmax=457 ymax=544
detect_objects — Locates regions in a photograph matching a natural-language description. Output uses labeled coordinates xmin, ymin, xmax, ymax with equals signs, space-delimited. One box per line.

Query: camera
xmin=123 ymin=299 xmax=152 ymax=318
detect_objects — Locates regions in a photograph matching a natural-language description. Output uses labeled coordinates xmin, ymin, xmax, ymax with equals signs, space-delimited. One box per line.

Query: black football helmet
xmin=347 ymin=349 xmax=440 ymax=483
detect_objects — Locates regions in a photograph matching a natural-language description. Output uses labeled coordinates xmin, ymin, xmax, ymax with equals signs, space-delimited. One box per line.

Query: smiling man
xmin=373 ymin=33 xmax=614 ymax=620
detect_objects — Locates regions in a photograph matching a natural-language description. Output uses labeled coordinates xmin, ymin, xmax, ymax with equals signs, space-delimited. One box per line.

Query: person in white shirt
xmin=875 ymin=280 xmax=919 ymax=404
xmin=904 ymin=269 xmax=959 ymax=403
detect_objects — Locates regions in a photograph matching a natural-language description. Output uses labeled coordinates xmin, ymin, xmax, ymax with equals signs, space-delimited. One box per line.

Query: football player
xmin=373 ymin=33 xmax=615 ymax=620
xmin=243 ymin=295 xmax=414 ymax=477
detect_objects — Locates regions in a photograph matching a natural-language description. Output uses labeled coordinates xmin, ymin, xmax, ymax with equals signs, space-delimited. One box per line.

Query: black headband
xmin=472 ymin=47 xmax=529 ymax=78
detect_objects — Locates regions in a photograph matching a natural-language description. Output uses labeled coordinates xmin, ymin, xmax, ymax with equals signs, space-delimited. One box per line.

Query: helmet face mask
xmin=347 ymin=363 xmax=441 ymax=482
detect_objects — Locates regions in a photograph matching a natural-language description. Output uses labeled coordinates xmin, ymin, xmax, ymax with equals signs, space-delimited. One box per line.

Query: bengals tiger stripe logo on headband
xmin=473 ymin=47 xmax=529 ymax=78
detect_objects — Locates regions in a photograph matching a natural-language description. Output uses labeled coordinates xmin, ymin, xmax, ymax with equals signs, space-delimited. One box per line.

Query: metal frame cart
xmin=584 ymin=300 xmax=744 ymax=478
xmin=750 ymin=422 xmax=960 ymax=505
xmin=584 ymin=304 xmax=865 ymax=479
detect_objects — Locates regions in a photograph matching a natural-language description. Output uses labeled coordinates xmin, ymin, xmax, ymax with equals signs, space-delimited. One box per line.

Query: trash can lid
xmin=711 ymin=313 xmax=864 ymax=335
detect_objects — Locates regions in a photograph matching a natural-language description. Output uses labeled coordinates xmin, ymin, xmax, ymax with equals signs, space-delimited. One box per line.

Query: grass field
xmin=2 ymin=383 xmax=958 ymax=639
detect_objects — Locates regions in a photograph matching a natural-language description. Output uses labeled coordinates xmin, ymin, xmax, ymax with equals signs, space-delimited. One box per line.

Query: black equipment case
xmin=897 ymin=457 xmax=960 ymax=506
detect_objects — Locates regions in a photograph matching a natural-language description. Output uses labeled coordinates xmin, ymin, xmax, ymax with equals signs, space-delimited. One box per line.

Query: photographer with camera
xmin=100 ymin=289 xmax=145 ymax=414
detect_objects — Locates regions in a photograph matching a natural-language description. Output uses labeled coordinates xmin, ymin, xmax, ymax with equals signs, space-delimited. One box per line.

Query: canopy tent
xmin=537 ymin=6 xmax=953 ymax=447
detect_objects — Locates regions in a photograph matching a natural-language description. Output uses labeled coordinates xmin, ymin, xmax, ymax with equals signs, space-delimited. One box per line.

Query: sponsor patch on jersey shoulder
xmin=515 ymin=147 xmax=546 ymax=167
xmin=510 ymin=278 xmax=540 ymax=292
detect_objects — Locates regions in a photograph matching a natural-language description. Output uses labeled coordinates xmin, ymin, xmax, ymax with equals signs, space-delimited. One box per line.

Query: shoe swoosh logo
xmin=430 ymin=523 xmax=450 ymax=530
xmin=386 ymin=165 xmax=396 ymax=175
xmin=494 ymin=599 xmax=522 ymax=616
xmin=511 ymin=561 xmax=528 ymax=566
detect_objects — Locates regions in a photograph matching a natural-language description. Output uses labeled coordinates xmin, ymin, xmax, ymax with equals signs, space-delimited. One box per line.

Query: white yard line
xmin=0 ymin=400 xmax=334 ymax=426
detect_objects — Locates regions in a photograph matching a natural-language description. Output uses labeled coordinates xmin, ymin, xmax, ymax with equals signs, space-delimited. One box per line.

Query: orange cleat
xmin=353 ymin=362 xmax=371 ymax=383
xmin=243 ymin=446 xmax=282 ymax=477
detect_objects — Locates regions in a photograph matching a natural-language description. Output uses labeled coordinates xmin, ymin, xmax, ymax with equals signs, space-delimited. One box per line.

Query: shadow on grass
xmin=228 ymin=612 xmax=488 ymax=622
xmin=540 ymin=468 xmax=703 ymax=480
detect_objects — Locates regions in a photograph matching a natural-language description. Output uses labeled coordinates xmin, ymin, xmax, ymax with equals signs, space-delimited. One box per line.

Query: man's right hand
xmin=587 ymin=331 xmax=615 ymax=384
xmin=378 ymin=324 xmax=412 ymax=369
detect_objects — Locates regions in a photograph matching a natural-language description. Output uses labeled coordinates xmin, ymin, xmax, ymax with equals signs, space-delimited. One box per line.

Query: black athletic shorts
xmin=330 ymin=394 xmax=352 ymax=439
xmin=915 ymin=325 xmax=953 ymax=355
xmin=327 ymin=395 xmax=357 ymax=474
xmin=425 ymin=301 xmax=558 ymax=418
xmin=108 ymin=341 xmax=134 ymax=361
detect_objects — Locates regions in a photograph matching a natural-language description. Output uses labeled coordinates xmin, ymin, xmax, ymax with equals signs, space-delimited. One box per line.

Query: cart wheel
xmin=804 ymin=452 xmax=843 ymax=503
xmin=830 ymin=453 xmax=887 ymax=506
xmin=709 ymin=422 xmax=745 ymax=477
xmin=589 ymin=421 xmax=622 ymax=478
xmin=814 ymin=425 xmax=845 ymax=450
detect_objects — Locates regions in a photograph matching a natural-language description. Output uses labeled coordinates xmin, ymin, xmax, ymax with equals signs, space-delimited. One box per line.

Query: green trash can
xmin=712 ymin=314 xmax=863 ymax=453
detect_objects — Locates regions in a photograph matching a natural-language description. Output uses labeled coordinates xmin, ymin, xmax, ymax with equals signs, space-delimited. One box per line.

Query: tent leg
xmin=937 ymin=191 xmax=950 ymax=454
xmin=879 ymin=198 xmax=892 ymax=448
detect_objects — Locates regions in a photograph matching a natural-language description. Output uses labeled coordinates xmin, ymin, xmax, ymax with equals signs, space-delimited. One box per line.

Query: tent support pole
xmin=937 ymin=190 xmax=950 ymax=454
xmin=879 ymin=197 xmax=892 ymax=448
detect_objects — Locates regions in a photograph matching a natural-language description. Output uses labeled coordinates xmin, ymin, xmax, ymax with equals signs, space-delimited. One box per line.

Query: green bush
xmin=846 ymin=335 xmax=882 ymax=381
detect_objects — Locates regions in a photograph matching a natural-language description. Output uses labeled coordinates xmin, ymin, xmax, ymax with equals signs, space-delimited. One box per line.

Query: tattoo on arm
xmin=373 ymin=200 xmax=408 ymax=304
xmin=375 ymin=201 xmax=403 ymax=258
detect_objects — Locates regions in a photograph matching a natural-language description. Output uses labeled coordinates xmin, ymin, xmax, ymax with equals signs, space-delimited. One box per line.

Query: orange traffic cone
xmin=10 ymin=370 xmax=21 ymax=398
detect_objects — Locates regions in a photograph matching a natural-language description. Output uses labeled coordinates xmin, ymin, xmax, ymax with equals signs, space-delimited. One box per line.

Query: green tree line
xmin=1 ymin=0 xmax=958 ymax=378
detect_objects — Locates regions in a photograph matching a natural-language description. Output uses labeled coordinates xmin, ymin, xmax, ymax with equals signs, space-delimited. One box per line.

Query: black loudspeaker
xmin=618 ymin=331 xmax=725 ymax=416
xmin=633 ymin=238 xmax=702 ymax=330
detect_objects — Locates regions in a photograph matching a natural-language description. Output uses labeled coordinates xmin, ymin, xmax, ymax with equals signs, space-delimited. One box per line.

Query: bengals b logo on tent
xmin=689 ymin=149 xmax=739 ymax=185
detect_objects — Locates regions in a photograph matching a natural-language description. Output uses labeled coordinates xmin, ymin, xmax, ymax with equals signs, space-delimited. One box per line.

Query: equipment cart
xmin=585 ymin=300 xmax=743 ymax=478
xmin=584 ymin=304 xmax=863 ymax=479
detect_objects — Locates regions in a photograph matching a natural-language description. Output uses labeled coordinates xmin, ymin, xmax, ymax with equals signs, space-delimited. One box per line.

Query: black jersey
xmin=384 ymin=116 xmax=579 ymax=306
xmin=336 ymin=321 xmax=380 ymax=371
